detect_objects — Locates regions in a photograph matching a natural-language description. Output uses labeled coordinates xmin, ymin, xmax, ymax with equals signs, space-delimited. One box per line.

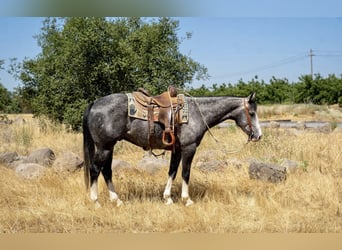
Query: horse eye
xmin=249 ymin=111 xmax=255 ymax=117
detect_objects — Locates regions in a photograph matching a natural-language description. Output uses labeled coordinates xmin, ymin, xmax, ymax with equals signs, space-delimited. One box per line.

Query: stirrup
xmin=162 ymin=131 xmax=176 ymax=146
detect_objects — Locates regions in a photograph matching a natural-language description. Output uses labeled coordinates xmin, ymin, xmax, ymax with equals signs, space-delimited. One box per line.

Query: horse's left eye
xmin=249 ymin=112 xmax=255 ymax=117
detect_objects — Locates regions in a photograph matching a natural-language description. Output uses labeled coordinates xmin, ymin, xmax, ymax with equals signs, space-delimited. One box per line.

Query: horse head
xmin=235 ymin=92 xmax=262 ymax=142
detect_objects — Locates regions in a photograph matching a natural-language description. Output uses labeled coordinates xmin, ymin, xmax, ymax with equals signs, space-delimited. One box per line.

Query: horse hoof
xmin=184 ymin=198 xmax=194 ymax=207
xmin=94 ymin=201 xmax=101 ymax=209
xmin=165 ymin=197 xmax=174 ymax=205
xmin=116 ymin=199 xmax=123 ymax=207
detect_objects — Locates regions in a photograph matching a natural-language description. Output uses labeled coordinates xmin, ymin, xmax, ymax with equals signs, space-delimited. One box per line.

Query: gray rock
xmin=295 ymin=121 xmax=306 ymax=130
xmin=318 ymin=124 xmax=332 ymax=133
xmin=111 ymin=159 xmax=132 ymax=171
xmin=0 ymin=151 xmax=19 ymax=168
xmin=15 ymin=163 xmax=46 ymax=179
xmin=137 ymin=153 xmax=168 ymax=174
xmin=53 ymin=151 xmax=83 ymax=172
xmin=24 ymin=148 xmax=55 ymax=167
xmin=196 ymin=160 xmax=225 ymax=172
xmin=249 ymin=160 xmax=287 ymax=183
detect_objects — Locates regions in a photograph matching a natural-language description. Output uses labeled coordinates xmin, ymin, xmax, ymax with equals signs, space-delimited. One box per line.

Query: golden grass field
xmin=0 ymin=104 xmax=342 ymax=233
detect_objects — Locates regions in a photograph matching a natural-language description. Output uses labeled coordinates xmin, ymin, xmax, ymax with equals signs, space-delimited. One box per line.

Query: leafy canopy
xmin=18 ymin=17 xmax=208 ymax=130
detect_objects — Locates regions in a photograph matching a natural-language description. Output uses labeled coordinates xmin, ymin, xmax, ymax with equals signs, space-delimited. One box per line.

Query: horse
xmin=83 ymin=91 xmax=262 ymax=207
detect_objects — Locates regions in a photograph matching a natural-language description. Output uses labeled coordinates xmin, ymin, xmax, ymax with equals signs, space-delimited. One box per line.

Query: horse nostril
xmin=258 ymin=135 xmax=262 ymax=140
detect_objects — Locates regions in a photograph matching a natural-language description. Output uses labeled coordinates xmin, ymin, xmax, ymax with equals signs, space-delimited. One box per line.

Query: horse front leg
xmin=181 ymin=143 xmax=197 ymax=206
xmin=163 ymin=148 xmax=182 ymax=205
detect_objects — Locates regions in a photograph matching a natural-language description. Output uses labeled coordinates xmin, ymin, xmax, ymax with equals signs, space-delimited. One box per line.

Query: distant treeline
xmin=1 ymin=73 xmax=342 ymax=116
xmin=187 ymin=74 xmax=342 ymax=106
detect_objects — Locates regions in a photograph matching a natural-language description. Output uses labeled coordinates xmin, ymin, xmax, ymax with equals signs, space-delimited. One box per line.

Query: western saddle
xmin=128 ymin=86 xmax=186 ymax=149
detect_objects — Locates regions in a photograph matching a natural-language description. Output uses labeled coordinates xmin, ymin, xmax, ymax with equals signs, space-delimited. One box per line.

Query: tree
xmin=294 ymin=74 xmax=342 ymax=104
xmin=16 ymin=17 xmax=208 ymax=130
xmin=265 ymin=77 xmax=292 ymax=104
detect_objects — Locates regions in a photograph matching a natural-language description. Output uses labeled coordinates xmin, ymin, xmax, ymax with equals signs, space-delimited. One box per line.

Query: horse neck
xmin=191 ymin=96 xmax=243 ymax=128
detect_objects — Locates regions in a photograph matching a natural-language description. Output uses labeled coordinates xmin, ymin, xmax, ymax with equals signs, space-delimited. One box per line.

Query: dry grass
xmin=258 ymin=103 xmax=342 ymax=122
xmin=0 ymin=110 xmax=342 ymax=233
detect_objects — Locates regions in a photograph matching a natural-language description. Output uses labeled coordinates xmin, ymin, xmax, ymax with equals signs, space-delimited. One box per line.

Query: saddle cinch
xmin=127 ymin=86 xmax=187 ymax=148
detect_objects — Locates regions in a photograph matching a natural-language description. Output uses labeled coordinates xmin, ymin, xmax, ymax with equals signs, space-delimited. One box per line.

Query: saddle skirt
xmin=126 ymin=92 xmax=189 ymax=124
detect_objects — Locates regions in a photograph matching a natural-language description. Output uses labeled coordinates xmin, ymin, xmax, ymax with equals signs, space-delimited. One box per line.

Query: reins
xmin=182 ymin=90 xmax=249 ymax=154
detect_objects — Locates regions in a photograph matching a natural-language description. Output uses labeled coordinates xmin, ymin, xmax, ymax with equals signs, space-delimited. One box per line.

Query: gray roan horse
xmin=83 ymin=92 xmax=262 ymax=207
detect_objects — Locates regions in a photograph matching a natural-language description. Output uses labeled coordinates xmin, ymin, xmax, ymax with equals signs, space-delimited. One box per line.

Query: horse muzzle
xmin=248 ymin=131 xmax=262 ymax=142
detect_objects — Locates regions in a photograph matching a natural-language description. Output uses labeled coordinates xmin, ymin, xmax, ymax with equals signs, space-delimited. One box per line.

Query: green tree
xmin=265 ymin=77 xmax=293 ymax=104
xmin=16 ymin=17 xmax=208 ymax=130
xmin=0 ymin=83 xmax=11 ymax=113
xmin=294 ymin=74 xmax=342 ymax=104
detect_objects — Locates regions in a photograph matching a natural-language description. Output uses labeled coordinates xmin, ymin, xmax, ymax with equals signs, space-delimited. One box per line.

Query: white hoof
xmin=165 ymin=197 xmax=174 ymax=205
xmin=94 ymin=200 xmax=101 ymax=209
xmin=116 ymin=199 xmax=123 ymax=207
xmin=184 ymin=198 xmax=194 ymax=207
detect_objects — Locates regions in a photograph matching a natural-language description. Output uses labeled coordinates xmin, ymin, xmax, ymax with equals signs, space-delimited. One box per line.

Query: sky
xmin=1 ymin=16 xmax=342 ymax=91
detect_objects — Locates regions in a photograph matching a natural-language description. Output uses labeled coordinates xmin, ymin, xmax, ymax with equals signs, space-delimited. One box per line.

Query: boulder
xmin=23 ymin=148 xmax=55 ymax=167
xmin=0 ymin=151 xmax=19 ymax=168
xmin=318 ymin=124 xmax=332 ymax=133
xmin=15 ymin=163 xmax=46 ymax=179
xmin=111 ymin=159 xmax=132 ymax=171
xmin=196 ymin=160 xmax=225 ymax=172
xmin=249 ymin=160 xmax=287 ymax=183
xmin=295 ymin=121 xmax=306 ymax=130
xmin=53 ymin=151 xmax=83 ymax=172
xmin=137 ymin=153 xmax=168 ymax=174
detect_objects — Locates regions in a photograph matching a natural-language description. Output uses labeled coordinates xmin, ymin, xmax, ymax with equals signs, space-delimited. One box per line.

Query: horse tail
xmin=83 ymin=102 xmax=94 ymax=190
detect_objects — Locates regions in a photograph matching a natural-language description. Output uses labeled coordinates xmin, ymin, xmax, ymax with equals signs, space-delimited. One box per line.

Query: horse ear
xmin=247 ymin=92 xmax=256 ymax=103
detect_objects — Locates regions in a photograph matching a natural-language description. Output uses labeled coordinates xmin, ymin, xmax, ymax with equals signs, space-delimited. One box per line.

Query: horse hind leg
xmin=99 ymin=148 xmax=123 ymax=207
xmin=89 ymin=162 xmax=101 ymax=208
xmin=92 ymin=148 xmax=122 ymax=207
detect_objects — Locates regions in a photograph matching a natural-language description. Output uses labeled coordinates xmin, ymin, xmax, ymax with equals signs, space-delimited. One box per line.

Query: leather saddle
xmin=131 ymin=86 xmax=183 ymax=148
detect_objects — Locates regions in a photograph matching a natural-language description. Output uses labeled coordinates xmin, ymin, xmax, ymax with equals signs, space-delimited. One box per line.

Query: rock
xmin=137 ymin=153 xmax=168 ymax=174
xmin=24 ymin=148 xmax=55 ymax=167
xmin=270 ymin=121 xmax=280 ymax=129
xmin=0 ymin=151 xmax=19 ymax=168
xmin=15 ymin=163 xmax=46 ymax=179
xmin=318 ymin=124 xmax=332 ymax=133
xmin=249 ymin=160 xmax=287 ymax=183
xmin=53 ymin=151 xmax=83 ymax=172
xmin=196 ymin=160 xmax=225 ymax=172
xmin=295 ymin=121 xmax=306 ymax=130
xmin=112 ymin=159 xmax=132 ymax=171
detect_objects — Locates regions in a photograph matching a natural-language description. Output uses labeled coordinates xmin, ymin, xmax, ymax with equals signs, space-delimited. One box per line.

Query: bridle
xmin=243 ymin=99 xmax=254 ymax=141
